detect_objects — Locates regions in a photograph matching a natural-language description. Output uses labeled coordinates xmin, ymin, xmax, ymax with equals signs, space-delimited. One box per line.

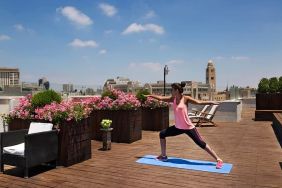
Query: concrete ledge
xmin=189 ymin=100 xmax=242 ymax=122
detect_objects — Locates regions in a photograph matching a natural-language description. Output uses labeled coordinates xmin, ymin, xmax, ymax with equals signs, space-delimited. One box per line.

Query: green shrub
xmin=31 ymin=90 xmax=62 ymax=108
xmin=136 ymin=89 xmax=150 ymax=104
xmin=101 ymin=89 xmax=117 ymax=100
xmin=279 ymin=76 xmax=282 ymax=92
xmin=269 ymin=77 xmax=279 ymax=93
xmin=257 ymin=78 xmax=269 ymax=93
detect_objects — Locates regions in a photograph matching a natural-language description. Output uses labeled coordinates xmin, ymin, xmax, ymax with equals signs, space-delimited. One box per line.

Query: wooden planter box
xmin=142 ymin=107 xmax=169 ymax=131
xmin=256 ymin=93 xmax=282 ymax=110
xmin=58 ymin=118 xmax=91 ymax=167
xmin=90 ymin=109 xmax=142 ymax=143
xmin=8 ymin=118 xmax=91 ymax=167
xmin=8 ymin=118 xmax=32 ymax=131
xmin=272 ymin=113 xmax=282 ymax=147
xmin=255 ymin=93 xmax=282 ymax=121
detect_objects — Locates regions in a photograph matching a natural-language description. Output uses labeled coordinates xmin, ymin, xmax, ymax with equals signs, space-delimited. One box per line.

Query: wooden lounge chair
xmin=0 ymin=122 xmax=58 ymax=178
xmin=190 ymin=105 xmax=219 ymax=127
xmin=188 ymin=105 xmax=210 ymax=117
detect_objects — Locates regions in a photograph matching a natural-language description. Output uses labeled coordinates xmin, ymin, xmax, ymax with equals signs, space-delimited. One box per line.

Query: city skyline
xmin=1 ymin=0 xmax=282 ymax=91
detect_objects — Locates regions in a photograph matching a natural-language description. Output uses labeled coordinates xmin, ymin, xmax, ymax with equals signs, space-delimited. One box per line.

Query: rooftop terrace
xmin=0 ymin=104 xmax=282 ymax=187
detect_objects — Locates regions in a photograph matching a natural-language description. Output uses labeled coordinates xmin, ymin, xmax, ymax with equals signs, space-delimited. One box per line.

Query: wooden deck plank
xmin=1 ymin=106 xmax=282 ymax=187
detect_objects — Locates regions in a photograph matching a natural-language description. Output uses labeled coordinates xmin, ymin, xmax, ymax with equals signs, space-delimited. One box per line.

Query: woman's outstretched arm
xmin=184 ymin=95 xmax=219 ymax=105
xmin=144 ymin=94 xmax=173 ymax=103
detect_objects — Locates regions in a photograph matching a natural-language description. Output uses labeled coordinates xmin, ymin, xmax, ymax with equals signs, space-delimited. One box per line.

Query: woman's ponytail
xmin=171 ymin=82 xmax=185 ymax=94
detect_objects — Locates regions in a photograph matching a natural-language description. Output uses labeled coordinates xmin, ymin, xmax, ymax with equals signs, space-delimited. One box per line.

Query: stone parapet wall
xmin=187 ymin=100 xmax=242 ymax=122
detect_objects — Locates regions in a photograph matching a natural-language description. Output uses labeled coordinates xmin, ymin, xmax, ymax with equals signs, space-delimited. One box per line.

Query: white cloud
xmin=144 ymin=10 xmax=156 ymax=19
xmin=167 ymin=60 xmax=184 ymax=65
xmin=0 ymin=35 xmax=11 ymax=41
xmin=13 ymin=24 xmax=35 ymax=34
xmin=129 ymin=60 xmax=182 ymax=73
xmin=99 ymin=49 xmax=107 ymax=54
xmin=159 ymin=45 xmax=169 ymax=50
xmin=57 ymin=6 xmax=93 ymax=26
xmin=122 ymin=23 xmax=165 ymax=35
xmin=99 ymin=3 xmax=117 ymax=17
xmin=14 ymin=24 xmax=25 ymax=31
xmin=148 ymin=38 xmax=156 ymax=43
xmin=212 ymin=56 xmax=250 ymax=61
xmin=69 ymin=39 xmax=98 ymax=48
xmin=129 ymin=62 xmax=162 ymax=72
xmin=104 ymin=30 xmax=113 ymax=34
xmin=231 ymin=56 xmax=250 ymax=60
xmin=214 ymin=56 xmax=225 ymax=60
xmin=142 ymin=62 xmax=162 ymax=71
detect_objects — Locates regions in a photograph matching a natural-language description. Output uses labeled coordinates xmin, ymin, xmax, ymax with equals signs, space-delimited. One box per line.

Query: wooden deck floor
xmin=1 ymin=105 xmax=282 ymax=188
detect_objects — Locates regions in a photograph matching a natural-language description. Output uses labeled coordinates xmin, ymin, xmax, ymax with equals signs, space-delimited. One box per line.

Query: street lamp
xmin=163 ymin=65 xmax=169 ymax=96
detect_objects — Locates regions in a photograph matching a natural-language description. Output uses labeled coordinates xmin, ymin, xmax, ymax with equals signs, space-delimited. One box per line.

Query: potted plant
xmin=7 ymin=93 xmax=92 ymax=167
xmin=100 ymin=119 xmax=113 ymax=150
xmin=89 ymin=89 xmax=142 ymax=143
xmin=256 ymin=76 xmax=282 ymax=121
xmin=0 ymin=113 xmax=12 ymax=132
xmin=136 ymin=89 xmax=169 ymax=131
xmin=279 ymin=76 xmax=282 ymax=92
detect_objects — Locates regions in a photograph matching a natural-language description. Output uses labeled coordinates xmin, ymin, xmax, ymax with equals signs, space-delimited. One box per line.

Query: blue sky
xmin=0 ymin=0 xmax=282 ymax=90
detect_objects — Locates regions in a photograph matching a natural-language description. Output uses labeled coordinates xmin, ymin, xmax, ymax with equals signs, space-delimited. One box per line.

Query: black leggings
xmin=159 ymin=126 xmax=207 ymax=149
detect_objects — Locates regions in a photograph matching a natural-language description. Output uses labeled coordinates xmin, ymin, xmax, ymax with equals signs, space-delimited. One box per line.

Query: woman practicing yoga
xmin=145 ymin=82 xmax=223 ymax=169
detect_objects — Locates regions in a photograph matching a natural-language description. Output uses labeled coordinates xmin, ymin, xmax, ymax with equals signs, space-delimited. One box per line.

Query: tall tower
xmin=206 ymin=60 xmax=216 ymax=99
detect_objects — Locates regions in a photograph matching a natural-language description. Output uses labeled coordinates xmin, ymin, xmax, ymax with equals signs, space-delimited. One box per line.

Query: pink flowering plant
xmin=7 ymin=95 xmax=92 ymax=126
xmin=34 ymin=101 xmax=92 ymax=125
xmin=76 ymin=96 xmax=102 ymax=110
xmin=99 ymin=89 xmax=141 ymax=110
xmin=136 ymin=89 xmax=168 ymax=109
xmin=7 ymin=89 xmax=141 ymax=126
xmin=70 ymin=89 xmax=141 ymax=111
xmin=9 ymin=94 xmax=34 ymax=119
xmin=143 ymin=97 xmax=169 ymax=109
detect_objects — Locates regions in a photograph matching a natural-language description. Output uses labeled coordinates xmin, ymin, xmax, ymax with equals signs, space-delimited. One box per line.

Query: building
xmin=144 ymin=80 xmax=211 ymax=100
xmin=22 ymin=77 xmax=50 ymax=93
xmin=239 ymin=86 xmax=256 ymax=98
xmin=144 ymin=81 xmax=172 ymax=96
xmin=206 ymin=60 xmax=216 ymax=100
xmin=144 ymin=60 xmax=217 ymax=99
xmin=0 ymin=68 xmax=22 ymax=96
xmin=182 ymin=81 xmax=210 ymax=100
xmin=85 ymin=88 xmax=95 ymax=95
xmin=38 ymin=77 xmax=50 ymax=90
xmin=227 ymin=85 xmax=256 ymax=100
xmin=214 ymin=91 xmax=227 ymax=101
xmin=63 ymin=84 xmax=74 ymax=93
xmin=20 ymin=81 xmax=48 ymax=95
xmin=0 ymin=68 xmax=20 ymax=87
xmin=228 ymin=85 xmax=240 ymax=100
xmin=22 ymin=82 xmax=42 ymax=91
xmin=179 ymin=60 xmax=217 ymax=100
xmin=103 ymin=77 xmax=141 ymax=93
xmin=206 ymin=60 xmax=216 ymax=92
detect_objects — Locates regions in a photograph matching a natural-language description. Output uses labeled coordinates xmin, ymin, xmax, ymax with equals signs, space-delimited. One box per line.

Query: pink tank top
xmin=173 ymin=97 xmax=195 ymax=130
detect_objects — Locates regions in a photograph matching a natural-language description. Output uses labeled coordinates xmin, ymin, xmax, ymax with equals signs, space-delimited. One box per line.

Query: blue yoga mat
xmin=136 ymin=155 xmax=232 ymax=174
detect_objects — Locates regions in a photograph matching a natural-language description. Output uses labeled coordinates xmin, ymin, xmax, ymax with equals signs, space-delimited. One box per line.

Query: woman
xmin=145 ymin=82 xmax=223 ymax=169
